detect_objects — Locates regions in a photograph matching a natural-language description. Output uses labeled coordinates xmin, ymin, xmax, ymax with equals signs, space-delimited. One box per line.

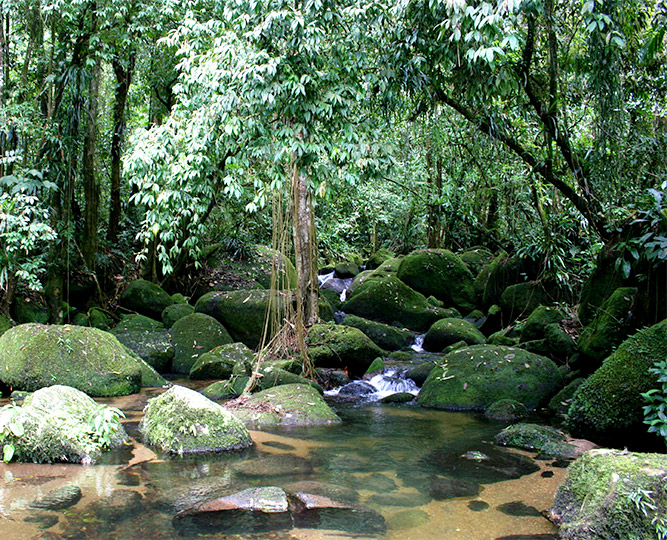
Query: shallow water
xmin=0 ymin=387 xmax=564 ymax=540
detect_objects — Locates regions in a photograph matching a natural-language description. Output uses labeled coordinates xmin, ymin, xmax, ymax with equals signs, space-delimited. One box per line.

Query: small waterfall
xmin=326 ymin=369 xmax=419 ymax=401
xmin=318 ymin=271 xmax=353 ymax=303
xmin=410 ymin=334 xmax=426 ymax=353
xmin=318 ymin=271 xmax=336 ymax=287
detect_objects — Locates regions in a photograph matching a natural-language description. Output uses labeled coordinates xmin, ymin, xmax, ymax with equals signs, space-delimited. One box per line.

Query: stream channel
xmin=0 ymin=375 xmax=565 ymax=540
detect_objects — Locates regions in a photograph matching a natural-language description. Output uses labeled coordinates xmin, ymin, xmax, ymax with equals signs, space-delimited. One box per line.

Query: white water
xmin=318 ymin=271 xmax=336 ymax=286
xmin=410 ymin=334 xmax=426 ymax=352
xmin=326 ymin=369 xmax=419 ymax=401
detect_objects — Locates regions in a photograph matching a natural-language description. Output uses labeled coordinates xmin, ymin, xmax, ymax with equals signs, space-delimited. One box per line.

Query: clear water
xmin=0 ymin=389 xmax=563 ymax=540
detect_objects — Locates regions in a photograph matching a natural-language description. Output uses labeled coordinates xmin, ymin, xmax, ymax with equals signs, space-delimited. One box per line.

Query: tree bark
xmin=82 ymin=59 xmax=101 ymax=272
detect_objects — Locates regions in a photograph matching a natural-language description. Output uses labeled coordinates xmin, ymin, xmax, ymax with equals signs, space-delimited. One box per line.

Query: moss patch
xmin=120 ymin=279 xmax=174 ymax=319
xmin=189 ymin=342 xmax=254 ymax=380
xmin=170 ymin=313 xmax=233 ymax=374
xmin=423 ymin=318 xmax=486 ymax=351
xmin=162 ymin=303 xmax=195 ymax=329
xmin=342 ymin=314 xmax=414 ymax=351
xmin=112 ymin=327 xmax=174 ymax=373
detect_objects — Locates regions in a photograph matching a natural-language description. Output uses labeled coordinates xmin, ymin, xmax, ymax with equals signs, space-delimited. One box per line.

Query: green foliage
xmin=626 ymin=487 xmax=667 ymax=540
xmin=642 ymin=359 xmax=667 ymax=442
xmin=0 ymin=403 xmax=25 ymax=462
xmin=88 ymin=405 xmax=125 ymax=450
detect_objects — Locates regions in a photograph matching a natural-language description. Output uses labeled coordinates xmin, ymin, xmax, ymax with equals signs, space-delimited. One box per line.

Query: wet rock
xmin=30 ymin=485 xmax=82 ymax=510
xmin=428 ymin=477 xmax=481 ymax=499
xmin=170 ymin=313 xmax=233 ymax=374
xmin=120 ymin=279 xmax=174 ymax=319
xmin=255 ymin=365 xmax=323 ymax=393
xmin=468 ymin=500 xmax=489 ymax=511
xmin=289 ymin=492 xmax=386 ymax=534
xmin=379 ymin=392 xmax=415 ymax=404
xmin=24 ymin=514 xmax=59 ymax=529
xmin=85 ymin=489 xmax=144 ymax=521
xmin=497 ymin=501 xmax=542 ymax=517
xmin=338 ymin=380 xmax=376 ymax=396
xmin=153 ymin=476 xmax=235 ymax=514
xmin=343 ymin=315 xmax=414 ymax=351
xmin=233 ymin=453 xmax=314 ymax=479
xmin=386 ymin=509 xmax=430 ymax=530
xmin=485 ymin=399 xmax=529 ymax=422
xmin=283 ymin=481 xmax=359 ymax=503
xmin=367 ymin=490 xmax=431 ymax=507
xmin=189 ymin=342 xmax=254 ymax=380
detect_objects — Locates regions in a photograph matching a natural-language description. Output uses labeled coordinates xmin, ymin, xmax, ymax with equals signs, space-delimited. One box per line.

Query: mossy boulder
xmin=88 ymin=308 xmax=112 ymax=331
xmin=320 ymin=288 xmax=342 ymax=311
xmin=120 ymin=279 xmax=174 ymax=319
xmin=113 ymin=313 xmax=164 ymax=332
xmin=1 ymin=385 xmax=127 ymax=464
xmin=500 ymin=281 xmax=546 ymax=321
xmin=397 ymin=249 xmax=476 ymax=311
xmin=195 ymin=289 xmax=293 ymax=349
xmin=334 ymin=261 xmax=360 ymax=278
xmin=162 ymin=303 xmax=195 ymax=329
xmin=476 ymin=252 xmax=539 ymax=308
xmin=225 ymin=384 xmax=340 ymax=426
xmin=140 ymin=385 xmax=252 ymax=455
xmin=0 ymin=324 xmax=147 ymax=396
xmin=365 ymin=357 xmax=385 ymax=376
xmin=342 ymin=314 xmax=414 ymax=351
xmin=189 ymin=342 xmax=255 ymax=380
xmin=366 ymin=248 xmax=395 ymax=270
xmin=484 ymin=399 xmax=529 ymax=422
xmin=202 ymin=376 xmax=250 ymax=401
xmin=252 ymin=245 xmax=298 ymax=289
xmin=112 ymin=326 xmax=174 ymax=373
xmin=343 ymin=276 xmax=447 ymax=331
xmin=520 ymin=306 xmax=566 ymax=342
xmin=423 ymin=318 xmax=486 ymax=352
xmin=496 ymin=423 xmax=568 ymax=451
xmin=11 ymin=295 xmax=48 ymax=324
xmin=548 ymin=449 xmax=667 ymax=540
xmin=306 ymin=323 xmax=385 ymax=376
xmin=577 ymin=287 xmax=638 ymax=364
xmin=255 ymin=365 xmax=322 ymax=393
xmin=578 ymin=252 xmax=624 ymax=326
xmin=318 ymin=297 xmax=335 ymax=322
xmin=417 ymin=345 xmax=563 ymax=411
xmin=0 ymin=314 xmax=13 ymax=337
xmin=72 ymin=312 xmax=89 ymax=326
xmin=566 ymin=319 xmax=667 ymax=447
xmin=548 ymin=378 xmax=586 ymax=417
xmin=170 ymin=313 xmax=234 ymax=374
xmin=459 ymin=246 xmax=495 ymax=276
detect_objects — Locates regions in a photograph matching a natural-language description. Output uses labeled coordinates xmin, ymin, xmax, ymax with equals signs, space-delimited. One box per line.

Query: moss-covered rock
xmin=334 ymin=262 xmax=360 ymax=278
xmin=397 ymin=249 xmax=476 ymax=311
xmin=342 ymin=314 xmax=414 ymax=351
xmin=306 ymin=323 xmax=385 ymax=376
xmin=459 ymin=246 xmax=495 ymax=276
xmin=496 ymin=423 xmax=567 ymax=451
xmin=189 ymin=342 xmax=255 ymax=380
xmin=255 ymin=365 xmax=323 ymax=393
xmin=11 ymin=295 xmax=48 ymax=324
xmin=476 ymin=252 xmax=539 ymax=308
xmin=195 ymin=289 xmax=293 ymax=349
xmin=365 ymin=357 xmax=385 ymax=376
xmin=162 ymin=303 xmax=195 ymax=329
xmin=88 ymin=307 xmax=112 ymax=331
xmin=320 ymin=288 xmax=342 ymax=311
xmin=72 ymin=312 xmax=89 ymax=326
xmin=343 ymin=276 xmax=448 ymax=331
xmin=1 ymin=385 xmax=128 ymax=464
xmin=484 ymin=399 xmax=529 ymax=421
xmin=548 ymin=378 xmax=586 ymax=417
xmin=548 ymin=449 xmax=667 ymax=540
xmin=417 ymin=345 xmax=562 ymax=411
xmin=566 ymin=319 xmax=667 ymax=447
xmin=170 ymin=313 xmax=233 ymax=374
xmin=318 ymin=297 xmax=335 ymax=322
xmin=201 ymin=376 xmax=250 ymax=401
xmin=500 ymin=281 xmax=546 ymax=321
xmin=423 ymin=318 xmax=487 ymax=352
xmin=578 ymin=251 xmax=623 ymax=326
xmin=520 ymin=306 xmax=566 ymax=342
xmin=113 ymin=313 xmax=164 ymax=331
xmin=0 ymin=324 xmax=146 ymax=396
xmin=225 ymin=383 xmax=340 ymax=426
xmin=120 ymin=279 xmax=174 ymax=319
xmin=578 ymin=287 xmax=638 ymax=364
xmin=366 ymin=248 xmax=395 ymax=270
xmin=112 ymin=326 xmax=174 ymax=373
xmin=0 ymin=314 xmax=12 ymax=337
xmin=140 ymin=385 xmax=252 ymax=455
xmin=404 ymin=360 xmax=439 ymax=386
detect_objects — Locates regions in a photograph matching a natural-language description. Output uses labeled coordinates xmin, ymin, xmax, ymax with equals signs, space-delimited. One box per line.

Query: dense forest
xmin=1 ymin=2 xmax=667 ymax=538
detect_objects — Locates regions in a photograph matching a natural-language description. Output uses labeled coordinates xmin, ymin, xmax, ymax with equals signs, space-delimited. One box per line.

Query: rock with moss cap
xmin=519 ymin=306 xmax=566 ymax=342
xmin=346 ymin=258 xmax=402 ymax=299
xmin=170 ymin=313 xmax=233 ymax=374
xmin=120 ymin=279 xmax=174 ymax=319
xmin=500 ymin=281 xmax=546 ymax=321
xmin=566 ymin=319 xmax=667 ymax=447
xmin=189 ymin=342 xmax=254 ymax=380
xmin=476 ymin=252 xmax=540 ymax=308
xmin=397 ymin=249 xmax=476 ymax=312
xmin=423 ymin=318 xmax=486 ymax=352
xmin=342 ymin=314 xmax=414 ymax=351
xmin=195 ymin=289 xmax=294 ymax=349
xmin=225 ymin=384 xmax=340 ymax=426
xmin=578 ymin=249 xmax=624 ymax=326
xmin=202 ymin=376 xmax=250 ymax=401
xmin=366 ymin=248 xmax=395 ymax=270
xmin=112 ymin=323 xmax=174 ymax=373
xmin=255 ymin=365 xmax=323 ymax=393
xmin=577 ymin=287 xmax=638 ymax=364
xmin=548 ymin=378 xmax=586 ymax=417
xmin=306 ymin=323 xmax=385 ymax=376
xmin=1 ymin=385 xmax=128 ymax=464
xmin=0 ymin=324 xmax=147 ymax=396
xmin=484 ymin=399 xmax=529 ymax=422
xmin=140 ymin=385 xmax=252 ymax=455
xmin=343 ymin=276 xmax=448 ymax=331
xmin=162 ymin=303 xmax=195 ymax=329
xmin=88 ymin=307 xmax=112 ymax=330
xmin=548 ymin=449 xmax=667 ymax=540
xmin=496 ymin=423 xmax=581 ymax=460
xmin=417 ymin=345 xmax=562 ymax=411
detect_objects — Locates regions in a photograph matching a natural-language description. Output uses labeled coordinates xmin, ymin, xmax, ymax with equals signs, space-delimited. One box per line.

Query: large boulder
xmin=578 ymin=248 xmax=624 ymax=326
xmin=112 ymin=323 xmax=174 ymax=373
xmin=500 ymin=281 xmax=546 ymax=321
xmin=566 ymin=319 xmax=667 ymax=447
xmin=577 ymin=287 xmax=638 ymax=364
xmin=0 ymin=324 xmax=151 ymax=396
xmin=548 ymin=449 xmax=667 ymax=540
xmin=119 ymin=279 xmax=174 ymax=319
xmin=342 ymin=314 xmax=414 ymax=351
xmin=475 ymin=251 xmax=539 ymax=308
xmin=140 ymin=385 xmax=252 ymax=455
xmin=417 ymin=345 xmax=562 ymax=410
xmin=422 ymin=318 xmax=486 ymax=352
xmin=459 ymin=246 xmax=495 ymax=277
xmin=0 ymin=385 xmax=127 ymax=464
xmin=343 ymin=276 xmax=447 ymax=331
xmin=306 ymin=323 xmax=385 ymax=376
xmin=520 ymin=306 xmax=566 ymax=342
xmin=170 ymin=313 xmax=234 ymax=374
xmin=225 ymin=384 xmax=340 ymax=426
xmin=195 ymin=289 xmax=293 ymax=348
xmin=189 ymin=342 xmax=254 ymax=380
xmin=365 ymin=248 xmax=395 ymax=270
xmin=397 ymin=249 xmax=476 ymax=311
xmin=161 ymin=303 xmax=195 ymax=329
xmin=346 ymin=257 xmax=402 ymax=299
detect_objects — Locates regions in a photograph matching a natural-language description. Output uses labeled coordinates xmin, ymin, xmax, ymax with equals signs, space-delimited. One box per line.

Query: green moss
xmin=170 ymin=313 xmax=234 ymax=374
xmin=334 ymin=261 xmax=360 ymax=278
xmin=476 ymin=252 xmax=538 ymax=308
xmin=347 ymin=258 xmax=402 ymax=299
xmin=459 ymin=246 xmax=495 ymax=276
xmin=495 ymin=423 xmax=567 ymax=451
xmin=578 ymin=287 xmax=638 ymax=363
xmin=255 ymin=365 xmax=323 ymax=393
xmin=189 ymin=342 xmax=254 ymax=380
xmin=251 ymin=245 xmax=298 ymax=289
xmin=113 ymin=313 xmax=164 ymax=332
xmin=549 ymin=449 xmax=667 ymax=540
xmin=548 ymin=378 xmax=586 ymax=417
xmin=484 ymin=399 xmax=529 ymax=421
xmin=171 ymin=293 xmax=188 ymax=304
xmin=397 ymin=249 xmax=476 ymax=311
xmin=365 ymin=357 xmax=385 ymax=376
xmin=0 ymin=324 xmax=144 ymax=396
xmin=320 ymin=288 xmax=342 ymax=310
xmin=423 ymin=318 xmax=486 ymax=352
xmin=417 ymin=345 xmax=563 ymax=411
xmin=140 ymin=385 xmax=253 ymax=455
xmin=88 ymin=308 xmax=112 ymax=331
xmin=112 ymin=327 xmax=174 ymax=373
xmin=343 ymin=276 xmax=447 ymax=331
xmin=500 ymin=281 xmax=546 ymax=321
xmin=162 ymin=303 xmax=195 ymax=329
xmin=566 ymin=319 xmax=667 ymax=446
xmin=0 ymin=314 xmax=12 ymax=337
xmin=120 ymin=279 xmax=174 ymax=319
xmin=307 ymin=323 xmax=385 ymax=376
xmin=201 ymin=376 xmax=250 ymax=400
xmin=342 ymin=314 xmax=414 ymax=351
xmin=578 ymin=255 xmax=623 ymax=326
xmin=226 ymin=383 xmax=340 ymax=426
xmin=318 ymin=297 xmax=335 ymax=322
xmin=72 ymin=312 xmax=89 ymax=326
xmin=520 ymin=306 xmax=565 ymax=342
xmin=366 ymin=248 xmax=395 ymax=270
xmin=11 ymin=295 xmax=48 ymax=324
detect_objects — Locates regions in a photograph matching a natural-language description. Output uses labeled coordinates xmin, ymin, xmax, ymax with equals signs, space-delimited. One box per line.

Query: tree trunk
xmin=107 ymin=53 xmax=134 ymax=243
xmin=0 ymin=11 xmax=9 ymax=104
xmin=82 ymin=60 xmax=101 ymax=272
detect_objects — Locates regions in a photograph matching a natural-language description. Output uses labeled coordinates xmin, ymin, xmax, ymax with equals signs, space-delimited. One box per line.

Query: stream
xmin=0 ymin=380 xmax=564 ymax=540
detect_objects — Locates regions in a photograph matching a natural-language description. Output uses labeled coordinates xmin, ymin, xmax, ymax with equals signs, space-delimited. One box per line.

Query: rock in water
xmin=30 ymin=485 xmax=82 ymax=510
xmin=170 ymin=313 xmax=233 ymax=374
xmin=140 ymin=385 xmax=252 ymax=455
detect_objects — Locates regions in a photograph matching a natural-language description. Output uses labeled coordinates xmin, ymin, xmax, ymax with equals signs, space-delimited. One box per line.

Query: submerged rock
xmin=120 ymin=279 xmax=174 ymax=319
xmin=2 ymin=385 xmax=127 ymax=464
xmin=140 ymin=385 xmax=252 ymax=455
xmin=290 ymin=492 xmax=386 ymax=533
xmin=30 ymin=485 xmax=82 ymax=510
